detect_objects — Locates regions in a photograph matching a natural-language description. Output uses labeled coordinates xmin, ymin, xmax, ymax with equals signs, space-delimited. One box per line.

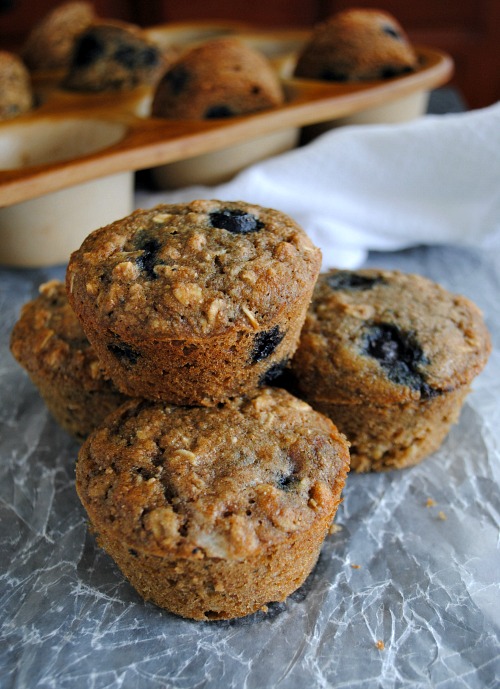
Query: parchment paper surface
xmin=1 ymin=245 xmax=499 ymax=689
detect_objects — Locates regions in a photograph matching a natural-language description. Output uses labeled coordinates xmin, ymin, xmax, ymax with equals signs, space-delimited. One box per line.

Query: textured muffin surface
xmin=294 ymin=9 xmax=418 ymax=82
xmin=294 ymin=269 xmax=491 ymax=405
xmin=63 ymin=20 xmax=166 ymax=91
xmin=152 ymin=37 xmax=284 ymax=120
xmin=10 ymin=280 xmax=127 ymax=440
xmin=21 ymin=1 xmax=95 ymax=72
xmin=76 ymin=388 xmax=350 ymax=618
xmin=0 ymin=51 xmax=34 ymax=121
xmin=67 ymin=200 xmax=321 ymax=404
xmin=292 ymin=269 xmax=491 ymax=471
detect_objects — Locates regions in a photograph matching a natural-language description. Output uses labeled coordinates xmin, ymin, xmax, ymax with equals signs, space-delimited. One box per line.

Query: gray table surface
xmin=1 ymin=92 xmax=499 ymax=689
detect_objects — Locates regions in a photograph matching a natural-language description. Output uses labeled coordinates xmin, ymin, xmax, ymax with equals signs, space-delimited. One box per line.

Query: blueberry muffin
xmin=0 ymin=51 xmax=33 ymax=121
xmin=67 ymin=200 xmax=321 ymax=406
xmin=10 ymin=280 xmax=128 ymax=441
xmin=76 ymin=387 xmax=350 ymax=620
xmin=294 ymin=9 xmax=418 ymax=82
xmin=292 ymin=269 xmax=491 ymax=472
xmin=151 ymin=37 xmax=284 ymax=120
xmin=62 ymin=20 xmax=167 ymax=92
xmin=21 ymin=1 xmax=96 ymax=73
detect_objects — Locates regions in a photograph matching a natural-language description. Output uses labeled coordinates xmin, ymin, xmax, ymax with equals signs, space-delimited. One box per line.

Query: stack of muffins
xmin=11 ymin=200 xmax=492 ymax=620
xmin=8 ymin=4 xmax=492 ymax=623
xmin=11 ymin=199 xmax=352 ymax=621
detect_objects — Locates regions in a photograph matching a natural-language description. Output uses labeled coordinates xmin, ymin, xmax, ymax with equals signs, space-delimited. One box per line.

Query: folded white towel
xmin=135 ymin=102 xmax=500 ymax=268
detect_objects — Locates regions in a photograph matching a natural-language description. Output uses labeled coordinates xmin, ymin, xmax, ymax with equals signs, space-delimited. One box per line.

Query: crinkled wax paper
xmin=1 ymin=245 xmax=499 ymax=689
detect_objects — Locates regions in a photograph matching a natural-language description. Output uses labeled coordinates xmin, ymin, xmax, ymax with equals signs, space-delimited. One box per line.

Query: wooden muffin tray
xmin=0 ymin=22 xmax=454 ymax=266
xmin=0 ymin=22 xmax=453 ymax=207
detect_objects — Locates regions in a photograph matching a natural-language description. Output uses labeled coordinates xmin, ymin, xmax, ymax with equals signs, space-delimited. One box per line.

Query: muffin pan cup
xmin=0 ymin=22 xmax=453 ymax=267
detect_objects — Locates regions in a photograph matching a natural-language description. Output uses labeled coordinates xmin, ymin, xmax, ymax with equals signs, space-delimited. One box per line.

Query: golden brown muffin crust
xmin=76 ymin=388 xmax=350 ymax=561
xmin=0 ymin=51 xmax=33 ymax=121
xmin=152 ymin=37 xmax=284 ymax=120
xmin=292 ymin=269 xmax=491 ymax=472
xmin=21 ymin=1 xmax=96 ymax=72
xmin=67 ymin=200 xmax=320 ymax=339
xmin=294 ymin=269 xmax=491 ymax=406
xmin=10 ymin=280 xmax=127 ymax=439
xmin=67 ymin=200 xmax=321 ymax=405
xmin=294 ymin=8 xmax=418 ymax=82
xmin=11 ymin=280 xmax=105 ymax=383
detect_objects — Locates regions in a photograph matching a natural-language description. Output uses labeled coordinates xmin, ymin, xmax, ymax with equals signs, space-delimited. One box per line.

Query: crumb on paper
xmin=260 ymin=605 xmax=269 ymax=613
xmin=350 ymin=563 xmax=361 ymax=569
xmin=329 ymin=523 xmax=342 ymax=535
xmin=425 ymin=498 xmax=437 ymax=507
xmin=375 ymin=640 xmax=385 ymax=650
xmin=437 ymin=511 xmax=447 ymax=520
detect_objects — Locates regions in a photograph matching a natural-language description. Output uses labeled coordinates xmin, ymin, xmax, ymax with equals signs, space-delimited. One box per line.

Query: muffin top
xmin=294 ymin=8 xmax=418 ymax=82
xmin=76 ymin=387 xmax=350 ymax=560
xmin=152 ymin=37 xmax=284 ymax=120
xmin=66 ymin=200 xmax=321 ymax=340
xmin=10 ymin=280 xmax=116 ymax=392
xmin=62 ymin=20 xmax=166 ymax=91
xmin=0 ymin=51 xmax=34 ymax=121
xmin=21 ymin=1 xmax=96 ymax=72
xmin=293 ymin=269 xmax=491 ymax=404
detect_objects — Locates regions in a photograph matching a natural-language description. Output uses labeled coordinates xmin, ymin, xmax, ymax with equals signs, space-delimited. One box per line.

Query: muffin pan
xmin=0 ymin=21 xmax=453 ymax=267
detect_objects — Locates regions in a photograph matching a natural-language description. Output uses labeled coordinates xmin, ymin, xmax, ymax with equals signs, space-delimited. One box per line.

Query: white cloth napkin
xmin=135 ymin=102 xmax=500 ymax=268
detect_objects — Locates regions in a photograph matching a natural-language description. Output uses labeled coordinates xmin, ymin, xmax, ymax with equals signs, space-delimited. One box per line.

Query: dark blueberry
xmin=107 ymin=340 xmax=140 ymax=365
xmin=162 ymin=483 xmax=177 ymax=504
xmin=135 ymin=237 xmax=161 ymax=279
xmin=320 ymin=68 xmax=348 ymax=82
xmin=419 ymin=383 xmax=440 ymax=400
xmin=165 ymin=65 xmax=189 ymax=95
xmin=258 ymin=359 xmax=289 ymax=386
xmin=135 ymin=466 xmax=155 ymax=480
xmin=209 ymin=209 xmax=264 ymax=235
xmin=114 ymin=45 xmax=137 ymax=69
xmin=72 ymin=34 xmax=105 ymax=67
xmin=204 ymin=104 xmax=235 ymax=119
xmin=114 ymin=45 xmax=160 ymax=69
xmin=251 ymin=326 xmax=285 ymax=363
xmin=139 ymin=46 xmax=160 ymax=67
xmin=326 ymin=271 xmax=385 ymax=291
xmin=382 ymin=25 xmax=402 ymax=40
xmin=276 ymin=473 xmax=299 ymax=491
xmin=363 ymin=323 xmax=436 ymax=395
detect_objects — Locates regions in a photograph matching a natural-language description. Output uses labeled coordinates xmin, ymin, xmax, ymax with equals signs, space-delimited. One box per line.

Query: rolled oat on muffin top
xmin=66 ymin=200 xmax=321 ymax=405
xmin=292 ymin=269 xmax=491 ymax=472
xmin=76 ymin=387 xmax=350 ymax=620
